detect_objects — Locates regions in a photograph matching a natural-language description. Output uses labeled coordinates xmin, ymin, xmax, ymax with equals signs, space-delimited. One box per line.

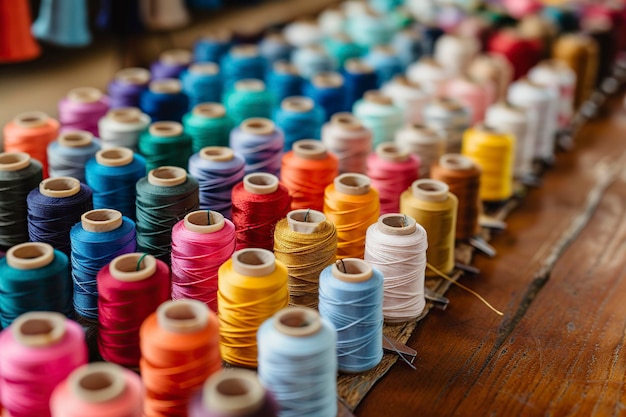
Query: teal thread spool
xmin=138 ymin=121 xmax=192 ymax=172
xmin=324 ymin=33 xmax=365 ymax=68
xmin=224 ymin=79 xmax=276 ymax=126
xmin=182 ymin=103 xmax=234 ymax=153
xmin=345 ymin=9 xmax=395 ymax=48
xmin=352 ymin=90 xmax=404 ymax=149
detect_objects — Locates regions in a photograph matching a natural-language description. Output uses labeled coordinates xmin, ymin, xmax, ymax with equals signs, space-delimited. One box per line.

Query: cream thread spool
xmin=381 ymin=75 xmax=430 ymax=125
xmin=468 ymin=53 xmax=514 ymax=102
xmin=434 ymin=34 xmax=480 ymax=77
xmin=98 ymin=107 xmax=150 ymax=151
xmin=321 ymin=112 xmax=372 ymax=174
xmin=394 ymin=124 xmax=445 ymax=178
xmin=406 ymin=57 xmax=450 ymax=97
xmin=201 ymin=369 xmax=267 ymax=417
xmin=423 ymin=97 xmax=472 ymax=153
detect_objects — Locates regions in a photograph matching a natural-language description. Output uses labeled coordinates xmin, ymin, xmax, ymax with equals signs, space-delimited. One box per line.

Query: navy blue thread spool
xmin=85 ymin=147 xmax=146 ymax=220
xmin=259 ymin=32 xmax=293 ymax=65
xmin=107 ymin=67 xmax=151 ymax=109
xmin=229 ymin=118 xmax=284 ymax=176
xmin=140 ymin=79 xmax=189 ymax=123
xmin=267 ymin=61 xmax=304 ymax=104
xmin=292 ymin=45 xmax=337 ymax=80
xmin=220 ymin=44 xmax=268 ymax=89
xmin=98 ymin=107 xmax=151 ymax=152
xmin=273 ymin=96 xmax=325 ymax=151
xmin=150 ymin=49 xmax=193 ymax=80
xmin=303 ymin=72 xmax=348 ymax=121
xmin=138 ymin=121 xmax=192 ymax=172
xmin=194 ymin=29 xmax=233 ymax=63
xmin=343 ymin=59 xmax=378 ymax=109
xmin=364 ymin=45 xmax=405 ymax=87
xmin=47 ymin=131 xmax=100 ymax=183
xmin=27 ymin=177 xmax=93 ymax=257
xmin=181 ymin=62 xmax=223 ymax=109
xmin=224 ymin=79 xmax=276 ymax=126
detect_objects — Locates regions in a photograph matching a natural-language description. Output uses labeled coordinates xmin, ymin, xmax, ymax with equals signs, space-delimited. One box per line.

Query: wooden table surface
xmin=356 ymin=96 xmax=626 ymax=416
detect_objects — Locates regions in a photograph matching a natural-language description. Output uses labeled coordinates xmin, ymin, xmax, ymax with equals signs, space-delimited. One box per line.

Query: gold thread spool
xmin=400 ymin=179 xmax=457 ymax=277
xmin=552 ymin=34 xmax=598 ymax=109
xmin=461 ymin=124 xmax=515 ymax=203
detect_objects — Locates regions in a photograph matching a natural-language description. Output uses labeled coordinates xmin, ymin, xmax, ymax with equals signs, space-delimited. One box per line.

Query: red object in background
xmin=488 ymin=29 xmax=544 ymax=80
xmin=0 ymin=0 xmax=40 ymax=63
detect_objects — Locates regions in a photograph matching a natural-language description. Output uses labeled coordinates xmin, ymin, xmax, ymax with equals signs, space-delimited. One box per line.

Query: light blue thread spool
xmin=224 ymin=79 xmax=276 ymax=126
xmin=292 ymin=45 xmax=337 ymax=80
xmin=267 ymin=61 xmax=304 ymax=104
xmin=259 ymin=33 xmax=293 ymax=65
xmin=273 ymin=96 xmax=325 ymax=151
xmin=193 ymin=30 xmax=232 ymax=63
xmin=364 ymin=45 xmax=405 ymax=87
xmin=303 ymin=72 xmax=348 ymax=121
xmin=345 ymin=10 xmax=395 ymax=48
xmin=32 ymin=0 xmax=91 ymax=47
xmin=352 ymin=90 xmax=404 ymax=149
xmin=181 ymin=63 xmax=222 ymax=109
xmin=47 ymin=131 xmax=101 ymax=183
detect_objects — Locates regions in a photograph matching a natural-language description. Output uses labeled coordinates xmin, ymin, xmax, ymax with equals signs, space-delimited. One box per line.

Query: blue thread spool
xmin=220 ymin=44 xmax=268 ymax=89
xmin=0 ymin=242 xmax=72 ymax=328
xmin=364 ymin=45 xmax=405 ymax=87
xmin=259 ymin=32 xmax=293 ymax=64
xmin=150 ymin=49 xmax=192 ymax=80
xmin=324 ymin=34 xmax=364 ymax=69
xmin=193 ymin=29 xmax=233 ymax=63
xmin=85 ymin=147 xmax=146 ymax=220
xmin=292 ymin=45 xmax=337 ymax=80
xmin=368 ymin=0 xmax=403 ymax=14
xmin=267 ymin=61 xmax=304 ymax=104
xmin=224 ymin=79 xmax=276 ymax=126
xmin=32 ymin=0 xmax=91 ymax=47
xmin=138 ymin=121 xmax=192 ymax=172
xmin=107 ymin=67 xmax=151 ymax=109
xmin=353 ymin=90 xmax=404 ymax=149
xmin=303 ymin=72 xmax=348 ymax=121
xmin=318 ymin=259 xmax=383 ymax=373
xmin=183 ymin=103 xmax=234 ymax=153
xmin=47 ymin=131 xmax=100 ymax=183
xmin=343 ymin=59 xmax=378 ymax=109
xmin=229 ymin=118 xmax=284 ymax=176
xmin=181 ymin=62 xmax=222 ymax=109
xmin=140 ymin=79 xmax=189 ymax=123
xmin=273 ymin=96 xmax=325 ymax=151
xmin=392 ymin=28 xmax=423 ymax=68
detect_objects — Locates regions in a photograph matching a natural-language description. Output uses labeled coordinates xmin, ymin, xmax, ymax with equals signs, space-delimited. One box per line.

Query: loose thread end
xmin=136 ymin=253 xmax=149 ymax=272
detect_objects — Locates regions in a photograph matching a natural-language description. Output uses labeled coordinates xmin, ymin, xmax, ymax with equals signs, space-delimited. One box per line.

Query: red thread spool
xmin=488 ymin=29 xmax=544 ymax=80
xmin=0 ymin=0 xmax=40 ymax=63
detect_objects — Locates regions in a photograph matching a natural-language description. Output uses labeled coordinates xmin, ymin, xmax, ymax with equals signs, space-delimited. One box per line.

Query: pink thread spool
xmin=58 ymin=87 xmax=110 ymax=136
xmin=441 ymin=75 xmax=494 ymax=123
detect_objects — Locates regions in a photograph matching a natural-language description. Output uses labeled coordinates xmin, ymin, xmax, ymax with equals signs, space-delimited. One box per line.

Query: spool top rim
xmin=67 ymin=363 xmax=127 ymax=403
xmin=39 ymin=177 xmax=81 ymax=198
xmin=96 ymin=147 xmax=134 ymax=167
xmin=332 ymin=258 xmax=373 ymax=283
xmin=0 ymin=152 xmax=31 ymax=171
xmin=148 ymin=166 xmax=187 ymax=187
xmin=184 ymin=210 xmax=225 ymax=234
xmin=57 ymin=131 xmax=93 ymax=148
xmin=157 ymin=299 xmax=210 ymax=334
xmin=203 ymin=369 xmax=265 ymax=415
xmin=11 ymin=312 xmax=66 ymax=347
xmin=6 ymin=242 xmax=55 ymax=270
xmin=273 ymin=307 xmax=323 ymax=337
xmin=334 ymin=173 xmax=370 ymax=195
xmin=292 ymin=139 xmax=327 ymax=160
xmin=377 ymin=213 xmax=417 ymax=236
xmin=232 ymin=248 xmax=276 ymax=277
xmin=411 ymin=179 xmax=449 ymax=202
xmin=81 ymin=209 xmax=123 ymax=233
xmin=286 ymin=209 xmax=326 ymax=234
xmin=109 ymin=253 xmax=157 ymax=282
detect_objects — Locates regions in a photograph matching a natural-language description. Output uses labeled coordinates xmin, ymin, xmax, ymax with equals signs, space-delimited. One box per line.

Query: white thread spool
xmin=434 ymin=34 xmax=480 ymax=77
xmin=380 ymin=76 xmax=430 ymax=125
xmin=394 ymin=124 xmax=445 ymax=178
xmin=423 ymin=97 xmax=472 ymax=153
xmin=318 ymin=7 xmax=345 ymax=37
xmin=406 ymin=57 xmax=451 ymax=97
xmin=321 ymin=112 xmax=373 ymax=174
xmin=528 ymin=60 xmax=577 ymax=129
xmin=283 ymin=19 xmax=322 ymax=48
xmin=98 ymin=107 xmax=151 ymax=151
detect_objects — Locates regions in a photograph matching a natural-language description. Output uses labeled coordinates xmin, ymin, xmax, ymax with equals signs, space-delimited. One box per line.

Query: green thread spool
xmin=223 ymin=79 xmax=276 ymax=125
xmin=182 ymin=103 xmax=234 ymax=153
xmin=138 ymin=121 xmax=192 ymax=172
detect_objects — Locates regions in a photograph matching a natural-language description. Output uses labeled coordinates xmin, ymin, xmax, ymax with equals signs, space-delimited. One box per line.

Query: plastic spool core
xmin=11 ymin=312 xmax=66 ymax=348
xmin=274 ymin=61 xmax=298 ymax=75
xmin=6 ymin=242 xmax=54 ymax=270
xmin=39 ymin=177 xmax=81 ymax=198
xmin=203 ymin=370 xmax=265 ymax=416
xmin=95 ymin=147 xmax=134 ymax=167
xmin=184 ymin=210 xmax=225 ymax=234
xmin=243 ymin=173 xmax=279 ymax=195
xmin=376 ymin=142 xmax=408 ymax=162
xmin=394 ymin=75 xmax=420 ymax=88
xmin=412 ymin=179 xmax=449 ymax=202
xmin=331 ymin=112 xmax=362 ymax=131
xmin=334 ymin=173 xmax=370 ymax=196
xmin=190 ymin=62 xmax=219 ymax=75
xmin=115 ymin=67 xmax=151 ymax=85
xmin=364 ymin=90 xmax=393 ymax=106
xmin=156 ymin=299 xmax=210 ymax=334
xmin=235 ymin=79 xmax=265 ymax=92
xmin=109 ymin=253 xmax=157 ymax=282
xmin=232 ymin=248 xmax=276 ymax=277
xmin=68 ymin=87 xmax=103 ymax=104
xmin=313 ymin=72 xmax=344 ymax=88
xmin=439 ymin=154 xmax=474 ymax=171
xmin=287 ymin=209 xmax=326 ymax=234
xmin=273 ymin=306 xmax=322 ymax=336
xmin=231 ymin=44 xmax=259 ymax=57
xmin=149 ymin=121 xmax=184 ymax=137
xmin=160 ymin=49 xmax=193 ymax=65
xmin=14 ymin=111 xmax=48 ymax=128
xmin=108 ymin=107 xmax=142 ymax=124
xmin=281 ymin=96 xmax=314 ymax=112
xmin=436 ymin=97 xmax=462 ymax=111
xmin=408 ymin=124 xmax=439 ymax=142
xmin=148 ymin=166 xmax=187 ymax=187
xmin=81 ymin=209 xmax=123 ymax=233
xmin=332 ymin=258 xmax=373 ymax=283
xmin=200 ymin=146 xmax=234 ymax=162
xmin=0 ymin=152 xmax=31 ymax=172
xmin=378 ymin=213 xmax=417 ymax=236
xmin=293 ymin=139 xmax=327 ymax=160
xmin=68 ymin=363 xmax=126 ymax=403
xmin=58 ymin=131 xmax=93 ymax=148
xmin=149 ymin=79 xmax=182 ymax=94
xmin=240 ymin=118 xmax=275 ymax=135
xmin=193 ymin=103 xmax=226 ymax=118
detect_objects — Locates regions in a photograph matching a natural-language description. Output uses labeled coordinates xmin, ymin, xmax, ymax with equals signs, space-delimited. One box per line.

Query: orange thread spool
xmin=0 ymin=0 xmax=40 ymax=63
xmin=3 ymin=112 xmax=59 ymax=178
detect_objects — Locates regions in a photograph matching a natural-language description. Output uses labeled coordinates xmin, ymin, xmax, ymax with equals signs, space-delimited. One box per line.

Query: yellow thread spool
xmin=400 ymin=179 xmax=457 ymax=277
xmin=461 ymin=124 xmax=515 ymax=203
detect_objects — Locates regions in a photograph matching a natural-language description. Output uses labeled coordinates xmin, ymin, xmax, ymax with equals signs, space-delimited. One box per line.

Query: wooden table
xmin=356 ymin=96 xmax=626 ymax=416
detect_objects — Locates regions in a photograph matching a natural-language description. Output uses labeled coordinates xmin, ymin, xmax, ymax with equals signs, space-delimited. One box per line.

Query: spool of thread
xmin=303 ymin=72 xmax=348 ymax=121
xmin=507 ymin=78 xmax=558 ymax=163
xmin=229 ymin=118 xmax=284 ymax=176
xmin=138 ymin=121 xmax=192 ymax=172
xmin=274 ymin=210 xmax=337 ymax=308
xmin=266 ymin=61 xmax=304 ymax=103
xmin=345 ymin=9 xmax=395 ymax=48
xmin=292 ymin=45 xmax=336 ymax=80
xmin=181 ymin=63 xmax=223 ymax=108
xmin=440 ymin=75 xmax=494 ymax=123
xmin=434 ymin=34 xmax=480 ymax=77
xmin=188 ymin=147 xmax=245 ymax=217
xmin=50 ymin=362 xmax=143 ymax=417
xmin=406 ymin=57 xmax=450 ymax=97
xmin=583 ymin=15 xmax=616 ymax=85
xmin=98 ymin=253 xmax=170 ymax=367
xmin=517 ymin=14 xmax=557 ymax=59
xmin=273 ymin=96 xmax=325 ymax=151
xmin=367 ymin=143 xmax=419 ymax=214
xmin=3 ymin=111 xmax=60 ymax=178
xmin=190 ymin=369 xmax=278 ymax=417
xmin=220 ymin=44 xmax=267 ymax=89
xmin=364 ymin=213 xmax=426 ymax=322
xmin=462 ymin=124 xmax=515 ymax=202
xmin=502 ymin=0 xmax=541 ymax=19
xmin=194 ymin=30 xmax=232 ymax=63
xmin=430 ymin=154 xmax=481 ymax=241
xmin=342 ymin=59 xmax=378 ymax=109
xmin=0 ymin=0 xmax=40 ymax=63
xmin=224 ymin=79 xmax=276 ymax=125
xmin=324 ymin=173 xmax=380 ymax=259
xmin=107 ymin=68 xmax=151 ymax=109
xmin=231 ymin=173 xmax=291 ymax=251
xmin=281 ymin=140 xmax=339 ymax=211
xmin=140 ymin=299 xmax=222 ymax=416
xmin=485 ymin=101 xmax=535 ymax=180
xmin=184 ymin=103 xmax=234 ymax=153
xmin=400 ymin=179 xmax=458 ymax=276
xmin=47 ymin=131 xmax=100 ymax=182
xmin=394 ymin=124 xmax=445 ymax=178
xmin=70 ymin=209 xmax=136 ymax=320
xmin=353 ymin=90 xmax=403 ymax=149
xmin=487 ymin=29 xmax=544 ymax=80
xmin=0 ymin=243 xmax=73 ymax=327
xmin=318 ymin=7 xmax=345 ymax=37
xmin=423 ymin=97 xmax=472 ymax=153
xmin=528 ymin=59 xmax=577 ymax=129
xmin=257 ymin=307 xmax=336 ymax=416
xmin=0 ymin=152 xmax=43 ymax=250
xmin=218 ymin=248 xmax=289 ymax=367
xmin=259 ymin=32 xmax=293 ymax=64
xmin=364 ymin=45 xmax=405 ymax=87
xmin=139 ymin=0 xmax=189 ymax=30
xmin=381 ymin=75 xmax=429 ymax=125
xmin=27 ymin=177 xmax=93 ymax=256
xmin=171 ymin=210 xmax=236 ymax=311
xmin=135 ymin=166 xmax=200 ymax=264
xmin=324 ymin=34 xmax=364 ymax=69
xmin=0 ymin=312 xmax=87 ymax=417
xmin=85 ymin=147 xmax=146 ymax=220
xmin=392 ymin=28 xmax=424 ymax=68
xmin=419 ymin=25 xmax=445 ymax=55
xmin=150 ymin=49 xmax=192 ymax=80
xmin=321 ymin=112 xmax=372 ymax=174
xmin=140 ymin=79 xmax=189 ymax=123
xmin=58 ymin=87 xmax=110 ymax=136
xmin=97 ymin=107 xmax=151 ymax=151
xmin=552 ymin=33 xmax=598 ymax=109
xmin=468 ymin=53 xmax=514 ymax=102
xmin=31 ymin=0 xmax=92 ymax=47
xmin=318 ymin=259 xmax=383 ymax=373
